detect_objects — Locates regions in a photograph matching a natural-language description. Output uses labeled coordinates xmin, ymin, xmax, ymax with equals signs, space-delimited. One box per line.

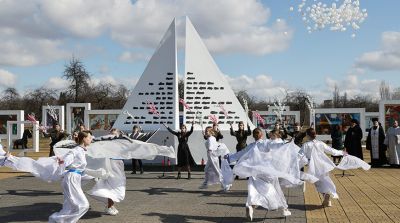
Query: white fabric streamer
xmin=233 ymin=142 xmax=303 ymax=187
xmin=221 ymin=159 xmax=234 ymax=188
xmin=336 ymin=155 xmax=371 ymax=170
xmin=86 ymin=138 xmax=176 ymax=160
xmin=88 ymin=159 xmax=126 ymax=203
xmin=6 ymin=156 xmax=63 ymax=182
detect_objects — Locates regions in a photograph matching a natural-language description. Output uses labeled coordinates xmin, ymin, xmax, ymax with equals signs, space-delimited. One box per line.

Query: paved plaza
xmin=1 ymin=148 xmax=400 ymax=222
xmin=0 ymin=170 xmax=306 ymax=223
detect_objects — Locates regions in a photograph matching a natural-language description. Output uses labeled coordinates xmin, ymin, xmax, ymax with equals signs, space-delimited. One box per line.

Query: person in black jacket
xmin=330 ymin=124 xmax=344 ymax=163
xmin=366 ymin=119 xmax=387 ymax=167
xmin=344 ymin=119 xmax=363 ymax=160
xmin=130 ymin=125 xmax=144 ymax=174
xmin=41 ymin=122 xmax=68 ymax=157
xmin=163 ymin=121 xmax=195 ymax=179
xmin=230 ymin=121 xmax=251 ymax=152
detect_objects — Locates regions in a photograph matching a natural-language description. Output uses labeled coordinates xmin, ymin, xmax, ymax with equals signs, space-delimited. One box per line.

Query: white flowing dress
xmin=229 ymin=140 xmax=301 ymax=209
xmin=49 ymin=146 xmax=90 ymax=223
xmin=301 ymin=139 xmax=370 ymax=198
xmin=87 ymin=158 xmax=126 ymax=204
xmin=202 ymin=136 xmax=227 ymax=186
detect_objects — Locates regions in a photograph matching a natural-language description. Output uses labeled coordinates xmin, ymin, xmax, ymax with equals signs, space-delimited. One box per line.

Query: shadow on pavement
xmin=143 ymin=212 xmax=250 ymax=223
xmin=127 ymin=187 xmax=247 ymax=197
xmin=0 ymin=189 xmax=62 ymax=197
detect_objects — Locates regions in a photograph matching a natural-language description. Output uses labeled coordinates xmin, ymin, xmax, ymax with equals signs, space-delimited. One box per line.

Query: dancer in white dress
xmin=225 ymin=128 xmax=294 ymax=221
xmin=0 ymin=144 xmax=9 ymax=167
xmin=88 ymin=128 xmax=126 ymax=216
xmin=199 ymin=126 xmax=230 ymax=190
xmin=49 ymin=130 xmax=92 ymax=223
xmin=300 ymin=128 xmax=346 ymax=207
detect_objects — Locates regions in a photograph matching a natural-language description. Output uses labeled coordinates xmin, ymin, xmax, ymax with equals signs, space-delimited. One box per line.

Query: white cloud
xmin=109 ymin=0 xmax=293 ymax=54
xmin=44 ymin=77 xmax=69 ymax=90
xmin=90 ymin=75 xmax=139 ymax=91
xmin=324 ymin=75 xmax=381 ymax=100
xmin=0 ymin=69 xmax=17 ymax=87
xmin=0 ymin=38 xmax=69 ymax=66
xmin=118 ymin=52 xmax=149 ymax=63
xmin=90 ymin=75 xmax=119 ymax=86
xmin=355 ymin=31 xmax=400 ymax=70
xmin=0 ymin=0 xmax=293 ymax=66
xmin=98 ymin=65 xmax=110 ymax=75
xmin=225 ymin=74 xmax=289 ymax=101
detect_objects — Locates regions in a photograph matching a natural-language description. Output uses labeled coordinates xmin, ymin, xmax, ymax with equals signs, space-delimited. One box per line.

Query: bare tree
xmin=333 ymin=84 xmax=340 ymax=108
xmin=0 ymin=87 xmax=21 ymax=109
xmin=63 ymin=57 xmax=91 ymax=102
xmin=236 ymin=90 xmax=257 ymax=118
xmin=342 ymin=92 xmax=348 ymax=107
xmin=22 ymin=87 xmax=58 ymax=120
xmin=392 ymin=87 xmax=400 ymax=100
xmin=284 ymin=89 xmax=313 ymax=126
xmin=379 ymin=80 xmax=391 ymax=100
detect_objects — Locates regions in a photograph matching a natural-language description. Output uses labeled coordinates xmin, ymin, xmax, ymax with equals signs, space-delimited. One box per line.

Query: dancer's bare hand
xmin=57 ymin=157 xmax=64 ymax=165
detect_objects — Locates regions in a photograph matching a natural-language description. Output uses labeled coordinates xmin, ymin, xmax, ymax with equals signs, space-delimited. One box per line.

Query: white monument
xmin=113 ymin=17 xmax=255 ymax=164
xmin=312 ymin=108 xmax=366 ymax=141
xmin=66 ymin=103 xmax=91 ymax=134
xmin=84 ymin=109 xmax=121 ymax=137
xmin=0 ymin=110 xmax=24 ymax=140
xmin=252 ymin=110 xmax=300 ymax=131
xmin=379 ymin=100 xmax=400 ymax=131
xmin=183 ymin=17 xmax=255 ymax=163
xmin=42 ymin=105 xmax=65 ymax=131
xmin=7 ymin=121 xmax=39 ymax=152
xmin=113 ymin=19 xmax=179 ymax=164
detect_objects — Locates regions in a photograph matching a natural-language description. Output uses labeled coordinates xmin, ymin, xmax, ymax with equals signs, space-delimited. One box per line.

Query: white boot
xmin=105 ymin=206 xmax=118 ymax=216
xmin=111 ymin=206 xmax=119 ymax=215
xmin=246 ymin=206 xmax=253 ymax=221
xmin=223 ymin=184 xmax=231 ymax=192
xmin=282 ymin=208 xmax=291 ymax=216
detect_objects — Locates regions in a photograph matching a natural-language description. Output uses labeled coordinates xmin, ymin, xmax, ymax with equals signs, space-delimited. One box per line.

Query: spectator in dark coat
xmin=42 ymin=122 xmax=68 ymax=157
xmin=331 ymin=124 xmax=344 ymax=163
xmin=344 ymin=119 xmax=363 ymax=160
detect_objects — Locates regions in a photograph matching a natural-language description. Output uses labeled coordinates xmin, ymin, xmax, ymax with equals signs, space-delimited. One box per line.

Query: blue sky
xmin=0 ymin=0 xmax=399 ymax=103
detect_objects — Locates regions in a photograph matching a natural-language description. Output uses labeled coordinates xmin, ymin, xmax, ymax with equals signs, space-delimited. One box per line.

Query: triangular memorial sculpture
xmin=183 ymin=17 xmax=255 ymax=163
xmin=113 ymin=17 xmax=255 ymax=164
xmin=184 ymin=17 xmax=254 ymax=130
xmin=113 ymin=19 xmax=179 ymax=132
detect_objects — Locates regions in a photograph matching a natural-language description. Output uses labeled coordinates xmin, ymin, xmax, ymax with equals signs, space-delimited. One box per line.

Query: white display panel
xmin=0 ymin=110 xmax=24 ymax=140
xmin=66 ymin=103 xmax=91 ymax=134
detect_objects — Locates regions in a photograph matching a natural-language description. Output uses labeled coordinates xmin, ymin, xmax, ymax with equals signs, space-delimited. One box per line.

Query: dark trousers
xmin=132 ymin=159 xmax=143 ymax=172
xmin=49 ymin=146 xmax=55 ymax=157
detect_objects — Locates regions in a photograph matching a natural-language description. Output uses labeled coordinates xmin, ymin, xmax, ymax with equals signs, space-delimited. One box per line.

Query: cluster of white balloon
xmin=291 ymin=0 xmax=368 ymax=38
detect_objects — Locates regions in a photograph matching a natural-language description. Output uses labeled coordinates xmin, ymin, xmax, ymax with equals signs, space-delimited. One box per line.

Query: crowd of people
xmin=330 ymin=118 xmax=400 ymax=168
xmin=0 ymin=117 xmax=390 ymax=222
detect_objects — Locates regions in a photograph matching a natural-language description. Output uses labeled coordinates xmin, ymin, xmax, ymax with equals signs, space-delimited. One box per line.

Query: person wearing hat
xmin=344 ymin=118 xmax=363 ymax=160
xmin=366 ymin=118 xmax=387 ymax=167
